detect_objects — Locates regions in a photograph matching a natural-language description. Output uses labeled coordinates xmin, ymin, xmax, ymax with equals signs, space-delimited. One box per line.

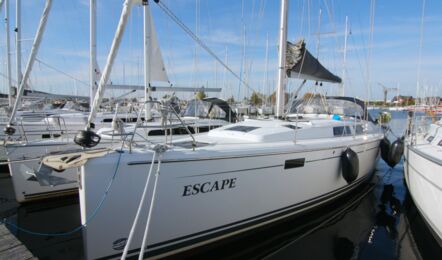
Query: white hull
xmin=5 ymin=140 xmax=96 ymax=202
xmin=404 ymin=144 xmax=442 ymax=246
xmin=80 ymin=134 xmax=380 ymax=259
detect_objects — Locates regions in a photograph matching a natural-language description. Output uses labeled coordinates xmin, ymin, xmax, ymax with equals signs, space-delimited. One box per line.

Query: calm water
xmin=1 ymin=110 xmax=441 ymax=260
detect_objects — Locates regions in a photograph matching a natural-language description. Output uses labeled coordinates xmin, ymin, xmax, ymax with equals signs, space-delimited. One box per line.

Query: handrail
xmin=166 ymin=103 xmax=196 ymax=150
xmin=13 ymin=113 xmax=71 ymax=143
xmin=127 ymin=100 xmax=197 ymax=152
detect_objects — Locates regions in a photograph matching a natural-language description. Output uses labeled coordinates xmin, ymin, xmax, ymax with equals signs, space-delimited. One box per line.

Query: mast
xmin=263 ymin=33 xmax=269 ymax=105
xmin=222 ymin=46 xmax=228 ymax=99
xmin=242 ymin=24 xmax=247 ymax=99
xmin=276 ymin=0 xmax=288 ymax=118
xmin=90 ymin=0 xmax=97 ymax=110
xmin=144 ymin=1 xmax=152 ymax=121
xmin=192 ymin=0 xmax=199 ymax=89
xmin=4 ymin=0 xmax=13 ymax=106
xmin=341 ymin=15 xmax=348 ymax=96
xmin=86 ymin=0 xmax=134 ymax=129
xmin=214 ymin=60 xmax=218 ymax=89
xmin=316 ymin=8 xmax=322 ymax=59
xmin=15 ymin=0 xmax=22 ymax=96
xmin=6 ymin=0 xmax=53 ymax=129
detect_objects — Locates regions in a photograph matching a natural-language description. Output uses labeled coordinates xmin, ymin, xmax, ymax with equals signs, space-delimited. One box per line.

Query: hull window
xmin=284 ymin=158 xmax=305 ymax=169
xmin=333 ymin=126 xmax=352 ymax=136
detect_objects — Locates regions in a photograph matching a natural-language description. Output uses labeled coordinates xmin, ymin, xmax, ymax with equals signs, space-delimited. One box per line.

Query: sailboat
xmin=402 ymin=0 xmax=442 ymax=246
xmin=404 ymin=114 xmax=442 ymax=246
xmin=41 ymin=0 xmax=383 ymax=259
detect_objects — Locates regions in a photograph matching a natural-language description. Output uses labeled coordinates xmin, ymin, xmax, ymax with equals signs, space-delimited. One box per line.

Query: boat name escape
xmin=183 ymin=178 xmax=237 ymax=196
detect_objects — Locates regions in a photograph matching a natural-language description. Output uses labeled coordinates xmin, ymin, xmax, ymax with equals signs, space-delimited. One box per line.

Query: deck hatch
xmin=427 ymin=136 xmax=434 ymax=142
xmin=174 ymin=141 xmax=210 ymax=149
xmin=283 ymin=124 xmax=301 ymax=130
xmin=225 ymin=126 xmax=259 ymax=132
xmin=284 ymin=158 xmax=305 ymax=169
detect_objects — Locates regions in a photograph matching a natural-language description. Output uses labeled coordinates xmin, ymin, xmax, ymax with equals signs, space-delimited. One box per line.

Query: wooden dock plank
xmin=0 ymin=224 xmax=37 ymax=260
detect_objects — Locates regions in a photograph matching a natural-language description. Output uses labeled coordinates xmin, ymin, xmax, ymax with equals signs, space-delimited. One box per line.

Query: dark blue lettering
xmin=201 ymin=182 xmax=211 ymax=193
xmin=183 ymin=185 xmax=192 ymax=196
xmin=229 ymin=178 xmax=237 ymax=188
xmin=210 ymin=181 xmax=220 ymax=192
xmin=192 ymin=184 xmax=201 ymax=195
xmin=183 ymin=178 xmax=238 ymax=197
xmin=221 ymin=179 xmax=230 ymax=189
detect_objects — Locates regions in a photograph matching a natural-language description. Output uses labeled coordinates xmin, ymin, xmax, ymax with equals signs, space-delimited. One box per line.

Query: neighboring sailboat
xmin=403 ymin=0 xmax=442 ymax=246
xmin=404 ymin=114 xmax=442 ymax=247
xmin=41 ymin=0 xmax=383 ymax=259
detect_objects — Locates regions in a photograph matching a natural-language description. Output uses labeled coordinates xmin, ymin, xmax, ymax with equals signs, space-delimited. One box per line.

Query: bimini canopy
xmin=183 ymin=98 xmax=237 ymax=123
xmin=286 ymin=39 xmax=342 ymax=84
xmin=287 ymin=96 xmax=375 ymax=123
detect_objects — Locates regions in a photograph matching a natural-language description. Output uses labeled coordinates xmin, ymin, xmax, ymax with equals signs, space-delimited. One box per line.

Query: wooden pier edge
xmin=0 ymin=224 xmax=37 ymax=260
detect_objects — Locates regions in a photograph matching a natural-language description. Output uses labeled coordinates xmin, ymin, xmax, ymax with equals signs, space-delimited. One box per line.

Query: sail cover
xmin=286 ymin=39 xmax=341 ymax=83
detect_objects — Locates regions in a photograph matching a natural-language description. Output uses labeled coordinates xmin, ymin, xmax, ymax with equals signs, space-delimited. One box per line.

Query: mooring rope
xmin=121 ymin=151 xmax=157 ymax=259
xmin=138 ymin=152 xmax=163 ymax=260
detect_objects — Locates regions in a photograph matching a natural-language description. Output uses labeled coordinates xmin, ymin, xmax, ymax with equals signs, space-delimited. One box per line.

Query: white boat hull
xmin=5 ymin=141 xmax=82 ymax=202
xmin=80 ymin=138 xmax=380 ymax=259
xmin=404 ymin=144 xmax=442 ymax=246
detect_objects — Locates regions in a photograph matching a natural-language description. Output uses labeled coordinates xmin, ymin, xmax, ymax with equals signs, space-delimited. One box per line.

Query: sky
xmin=0 ymin=0 xmax=441 ymax=102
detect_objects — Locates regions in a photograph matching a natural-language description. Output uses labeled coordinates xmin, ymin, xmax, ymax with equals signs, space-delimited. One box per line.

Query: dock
xmin=0 ymin=224 xmax=37 ymax=260
xmin=0 ymin=163 xmax=36 ymax=259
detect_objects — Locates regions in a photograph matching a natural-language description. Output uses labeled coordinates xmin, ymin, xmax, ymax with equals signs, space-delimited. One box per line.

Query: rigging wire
xmin=163 ymin=0 xmax=176 ymax=86
xmin=412 ymin=0 xmax=426 ymax=135
xmin=248 ymin=0 xmax=268 ymax=97
xmin=193 ymin=0 xmax=199 ymax=88
xmin=366 ymin=0 xmax=376 ymax=107
xmin=154 ymin=0 xmax=253 ymax=92
xmin=415 ymin=0 xmax=426 ymax=106
xmin=353 ymin=16 xmax=369 ymax=90
xmin=237 ymin=0 xmax=246 ymax=101
xmin=34 ymin=57 xmax=89 ymax=86
xmin=307 ymin=0 xmax=311 ymax=36
xmin=299 ymin=0 xmax=306 ymax=37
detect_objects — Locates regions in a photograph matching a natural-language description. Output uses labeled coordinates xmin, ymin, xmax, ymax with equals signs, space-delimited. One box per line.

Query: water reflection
xmin=262 ymin=183 xmax=377 ymax=260
xmin=377 ymin=184 xmax=400 ymax=240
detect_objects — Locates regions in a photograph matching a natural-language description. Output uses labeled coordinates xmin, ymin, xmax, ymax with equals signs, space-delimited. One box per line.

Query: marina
xmin=1 ymin=0 xmax=442 ymax=259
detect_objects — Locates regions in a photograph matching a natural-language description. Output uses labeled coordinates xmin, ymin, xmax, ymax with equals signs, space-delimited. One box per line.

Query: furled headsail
xmin=146 ymin=3 xmax=169 ymax=83
xmin=286 ymin=39 xmax=341 ymax=83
